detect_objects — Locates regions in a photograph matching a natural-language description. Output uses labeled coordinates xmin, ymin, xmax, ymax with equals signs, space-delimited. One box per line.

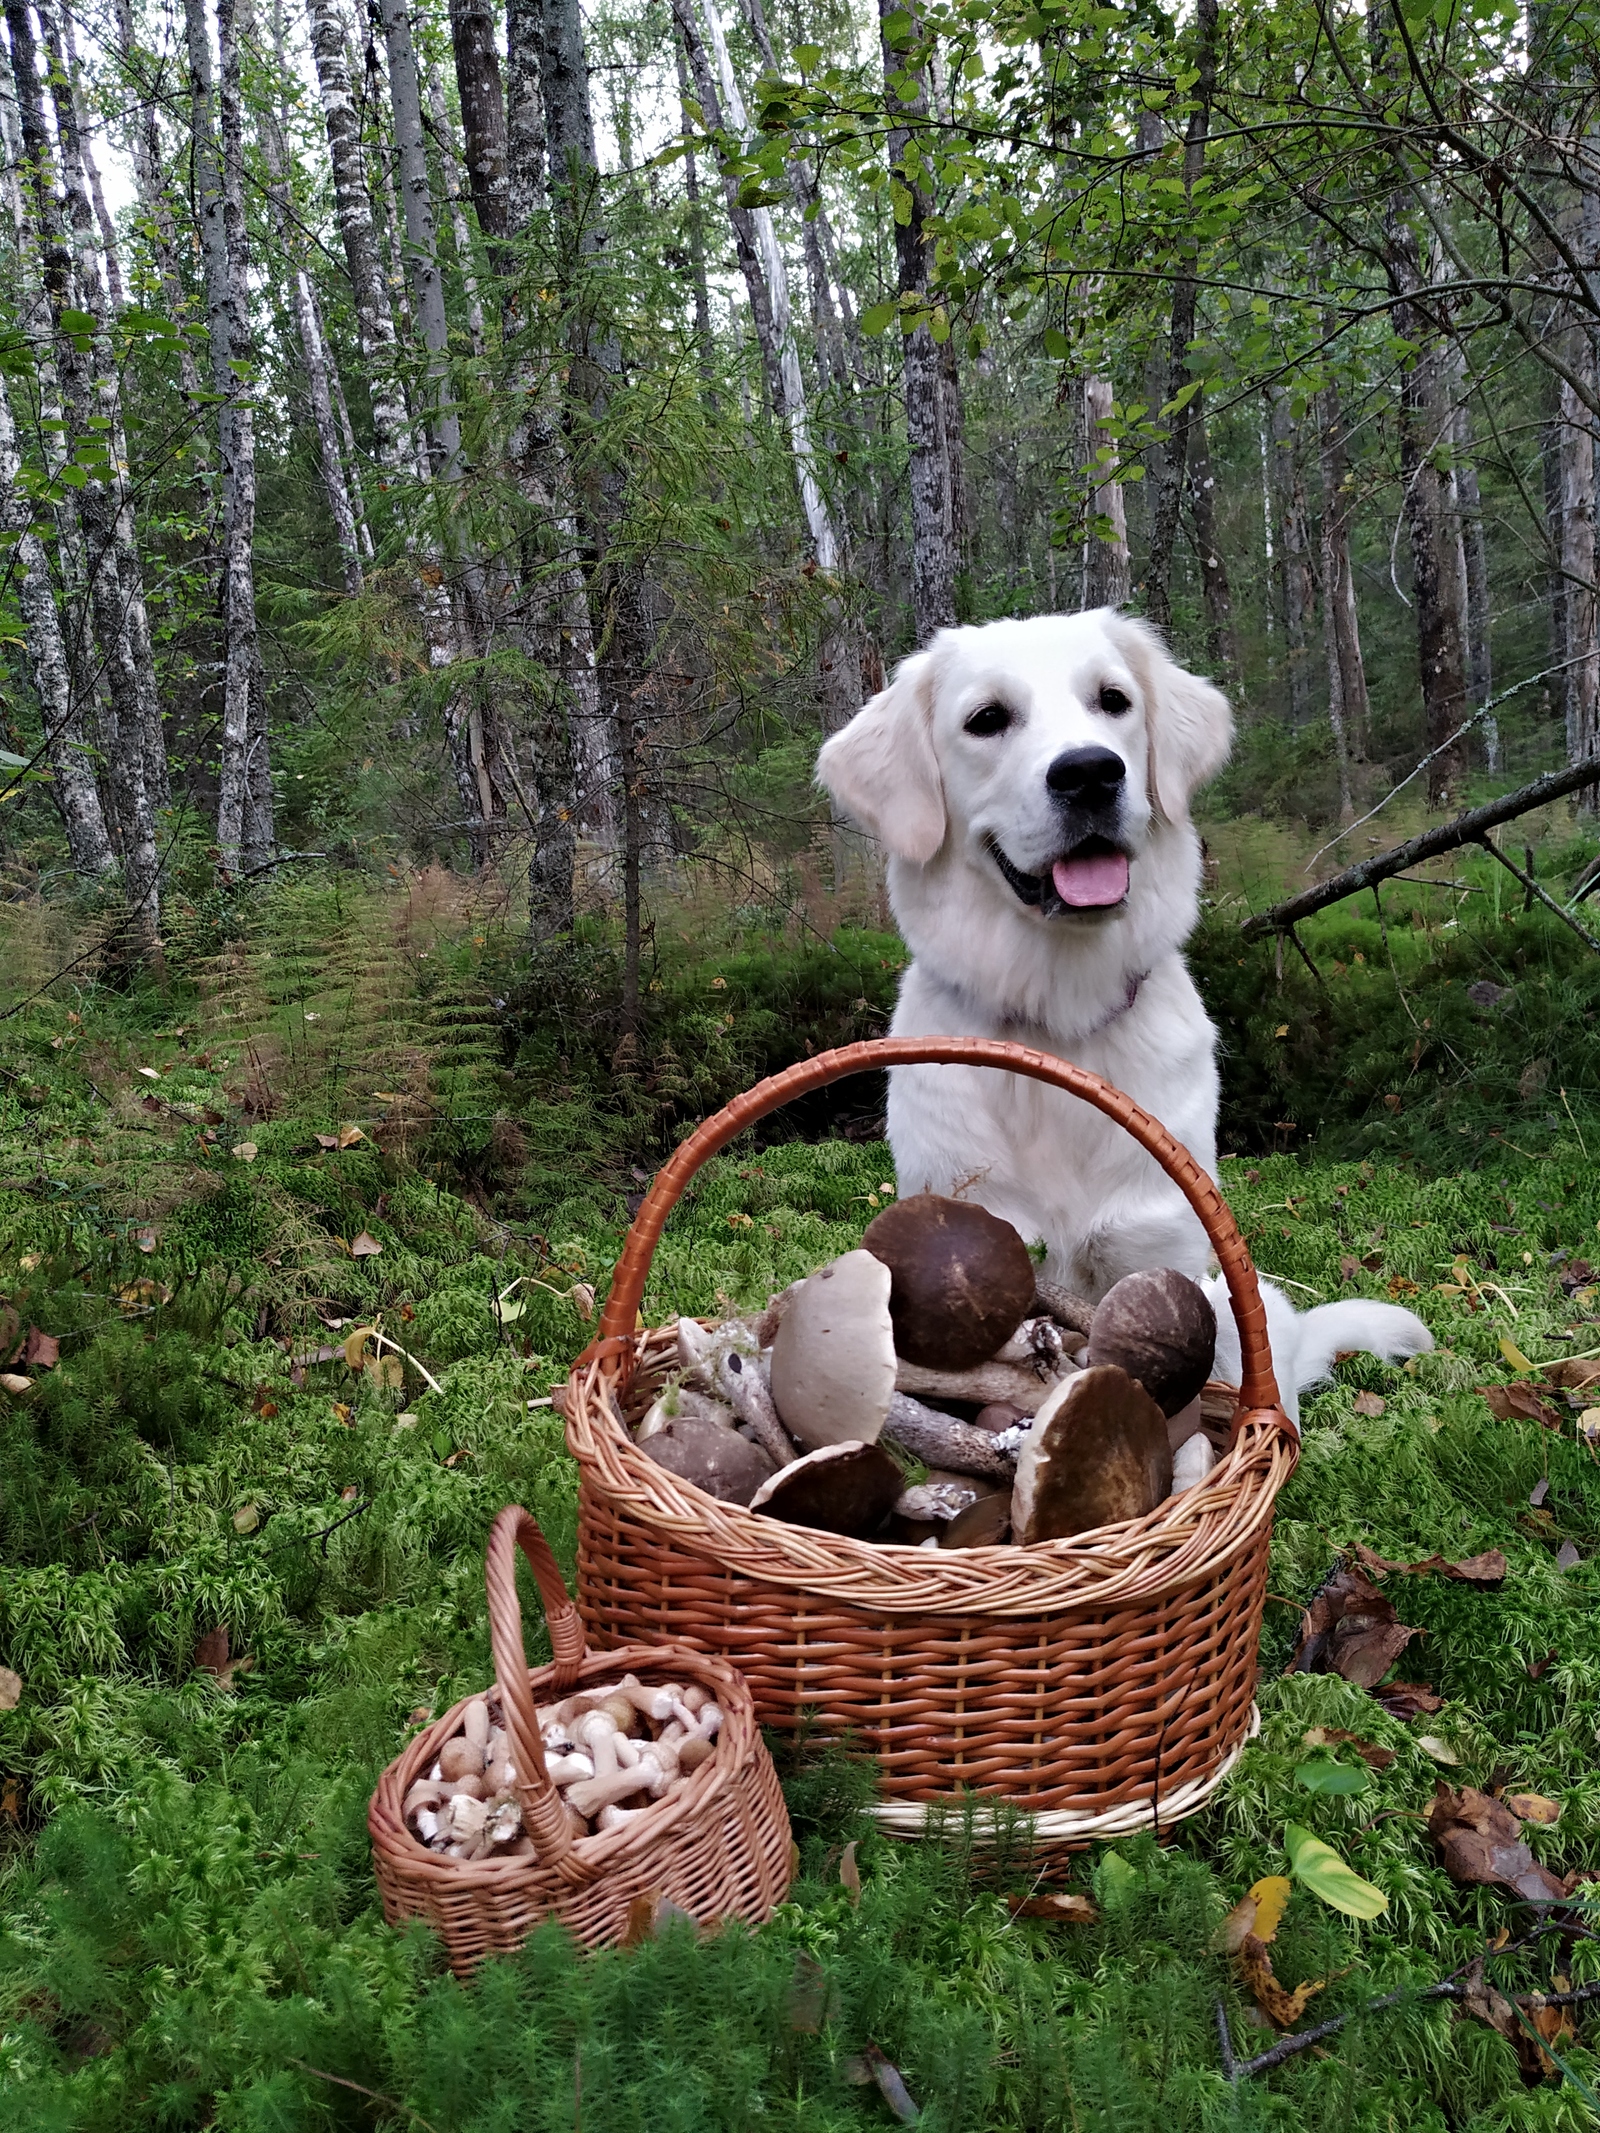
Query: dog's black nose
xmin=1046 ymin=746 xmax=1126 ymax=800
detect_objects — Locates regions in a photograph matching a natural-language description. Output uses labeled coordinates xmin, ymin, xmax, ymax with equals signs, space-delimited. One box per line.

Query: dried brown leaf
xmin=785 ymin=1950 xmax=835 ymax=2033
xmin=1505 ymin=1792 xmax=1562 ymax=1825
xmin=1288 ymin=1562 xmax=1420 ymax=1688
xmin=1352 ymin=1390 xmax=1386 ymax=1417
xmin=350 ymin=1231 xmax=382 ymax=1258
xmin=1556 ymin=1540 xmax=1583 ymax=1571
xmin=1426 ymin=1786 xmax=1570 ymax=1903
xmin=1007 ymin=1891 xmax=1098 ymax=1924
xmin=1478 ymin=1382 xmax=1563 ymax=1430
xmin=1373 ymin=1680 xmax=1444 ymax=1719
xmin=860 ymin=2044 xmax=919 ymax=2125
xmin=1541 ymin=1358 xmax=1600 ymax=1391
xmin=0 ymin=1666 xmax=20 ymax=1709
xmin=21 ymin=1328 xmax=58 ymax=1370
xmin=1236 ymin=1933 xmax=1329 ymax=2030
xmin=1301 ymin=1727 xmax=1396 ymax=1770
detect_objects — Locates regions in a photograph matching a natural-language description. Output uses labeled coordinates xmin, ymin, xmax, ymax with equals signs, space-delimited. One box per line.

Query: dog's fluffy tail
xmin=1284 ymin=1299 xmax=1435 ymax=1393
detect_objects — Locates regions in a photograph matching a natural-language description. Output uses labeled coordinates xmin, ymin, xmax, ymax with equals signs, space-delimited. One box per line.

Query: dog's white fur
xmin=818 ymin=610 xmax=1431 ymax=1423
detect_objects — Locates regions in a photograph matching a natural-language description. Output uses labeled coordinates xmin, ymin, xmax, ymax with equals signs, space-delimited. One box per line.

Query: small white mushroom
xmin=768 ymin=1250 xmax=897 ymax=1450
xmin=680 ymin=1684 xmax=710 ymax=1716
xmin=543 ymin=1751 xmax=595 ymax=1787
xmin=413 ymin=1807 xmax=439 ymax=1843
xmin=596 ymin=1800 xmax=652 ymax=1832
xmin=613 ymin=1676 xmax=679 ymax=1726
xmin=461 ymin=1698 xmax=490 ymax=1749
xmin=572 ymin=1709 xmax=622 ymax=1777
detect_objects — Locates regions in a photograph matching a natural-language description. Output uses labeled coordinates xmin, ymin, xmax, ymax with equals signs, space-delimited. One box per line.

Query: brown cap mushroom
xmin=768 ymin=1250 xmax=896 ymax=1450
xmin=861 ymin=1193 xmax=1037 ymax=1370
xmin=1011 ymin=1365 xmax=1172 ymax=1543
xmin=748 ymin=1439 xmax=903 ymax=1536
xmin=1086 ymin=1269 xmax=1216 ymax=1418
xmin=637 ymin=1411 xmax=777 ymax=1505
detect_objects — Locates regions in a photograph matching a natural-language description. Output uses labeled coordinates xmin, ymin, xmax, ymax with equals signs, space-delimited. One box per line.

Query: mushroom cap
xmin=637 ymin=1411 xmax=778 ymax=1505
xmin=1012 ymin=1365 xmax=1173 ymax=1543
xmin=768 ymin=1249 xmax=896 ymax=1450
xmin=637 ymin=1383 xmax=738 ymax=1443
xmin=748 ymin=1439 xmax=903 ymax=1537
xmin=862 ymin=1193 xmax=1037 ymax=1370
xmin=1086 ymin=1268 xmax=1217 ymax=1418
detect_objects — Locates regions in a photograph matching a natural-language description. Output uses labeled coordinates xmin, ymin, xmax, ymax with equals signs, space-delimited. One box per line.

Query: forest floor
xmin=5 ymin=871 xmax=1600 ymax=2128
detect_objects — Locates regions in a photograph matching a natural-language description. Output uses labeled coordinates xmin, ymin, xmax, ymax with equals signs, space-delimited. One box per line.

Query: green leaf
xmin=1042 ymin=326 xmax=1070 ymax=361
xmin=1295 ymin=1760 xmax=1369 ymax=1796
xmin=57 ymin=308 xmax=96 ymax=336
xmin=860 ymin=301 xmax=897 ymax=337
xmin=1096 ymin=1848 xmax=1140 ymax=1903
xmin=1284 ymin=1824 xmax=1388 ymax=1918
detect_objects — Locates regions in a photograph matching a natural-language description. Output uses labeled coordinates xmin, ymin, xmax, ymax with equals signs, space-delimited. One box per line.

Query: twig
xmin=1477 ymin=835 xmax=1600 ymax=956
xmin=237 ymin=851 xmax=329 ymax=880
xmin=369 ymin=1327 xmax=445 ymax=1397
xmin=1231 ymin=1974 xmax=1600 ymax=2082
xmin=288 ymin=2060 xmax=442 ymax=2132
xmin=1242 ymin=754 xmax=1600 ymax=941
xmin=1216 ymin=1997 xmax=1237 ymax=2083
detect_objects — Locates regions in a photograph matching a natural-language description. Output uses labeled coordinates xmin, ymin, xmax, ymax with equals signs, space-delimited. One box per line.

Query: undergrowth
xmin=5 ymin=868 xmax=1600 ymax=2124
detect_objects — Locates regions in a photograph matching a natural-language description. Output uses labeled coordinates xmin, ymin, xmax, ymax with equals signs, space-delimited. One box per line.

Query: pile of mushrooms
xmin=402 ymin=1674 xmax=722 ymax=1860
xmin=634 ymin=1191 xmax=1223 ymax=1547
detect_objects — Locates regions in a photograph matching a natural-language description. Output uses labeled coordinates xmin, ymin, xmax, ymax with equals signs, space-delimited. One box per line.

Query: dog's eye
xmin=1098 ymin=684 xmax=1131 ymax=716
xmin=964 ymin=703 xmax=1011 ymax=737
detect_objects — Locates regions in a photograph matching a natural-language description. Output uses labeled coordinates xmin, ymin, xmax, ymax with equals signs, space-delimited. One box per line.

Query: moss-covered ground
xmin=5 ymin=873 xmax=1600 ymax=2128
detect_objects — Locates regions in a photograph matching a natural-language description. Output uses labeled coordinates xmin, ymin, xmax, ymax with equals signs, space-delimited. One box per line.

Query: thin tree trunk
xmin=258 ymin=41 xmax=364 ymax=597
xmin=187 ymin=0 xmax=268 ymax=877
xmin=306 ymin=0 xmax=411 ymax=471
xmin=1082 ymin=374 xmax=1130 ymax=607
xmin=0 ymin=370 xmax=113 ymax=880
xmin=1451 ymin=392 xmax=1496 ymax=766
xmin=1317 ymin=375 xmax=1371 ymax=772
xmin=1558 ymin=355 xmax=1599 ymax=769
xmin=877 ymin=0 xmax=957 ymax=640
xmin=59 ymin=9 xmax=122 ymax=312
xmin=1144 ymin=0 xmax=1217 ymax=637
xmin=1269 ymin=387 xmax=1315 ymax=725
xmin=426 ymin=65 xmax=486 ymax=358
xmin=12 ymin=0 xmax=161 ymax=946
xmin=672 ymin=39 xmax=716 ymax=398
xmin=1187 ymin=409 xmax=1237 ymax=677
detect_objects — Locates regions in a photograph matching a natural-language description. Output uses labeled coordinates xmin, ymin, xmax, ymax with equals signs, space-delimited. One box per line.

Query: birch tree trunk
xmin=877 ymin=0 xmax=957 ymax=640
xmin=1188 ymin=410 xmax=1237 ymax=676
xmin=1144 ymin=0 xmax=1217 ymax=637
xmin=426 ymin=66 xmax=486 ymax=359
xmin=1082 ymin=374 xmax=1130 ymax=607
xmin=1317 ymin=375 xmax=1370 ymax=776
xmin=258 ymin=54 xmax=365 ymax=597
xmin=11 ymin=0 xmax=162 ymax=946
xmin=1558 ymin=354 xmax=1599 ymax=770
xmin=673 ymin=39 xmax=716 ymax=397
xmin=1451 ymin=393 xmax=1496 ymax=766
xmin=1269 ymin=387 xmax=1315 ymax=726
xmin=306 ymin=0 xmax=411 ymax=473
xmin=0 ymin=370 xmax=113 ymax=880
xmin=187 ymin=0 xmax=270 ymax=877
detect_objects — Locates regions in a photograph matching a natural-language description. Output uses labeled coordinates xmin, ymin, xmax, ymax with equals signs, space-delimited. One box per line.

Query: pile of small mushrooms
xmin=403 ymin=1674 xmax=722 ymax=1860
xmin=635 ymin=1192 xmax=1222 ymax=1547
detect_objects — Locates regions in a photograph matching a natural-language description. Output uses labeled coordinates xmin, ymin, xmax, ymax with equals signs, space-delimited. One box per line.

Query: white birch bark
xmin=1081 ymin=374 xmax=1130 ymax=607
xmin=0 ymin=370 xmax=112 ymax=879
xmin=426 ymin=64 xmax=486 ymax=359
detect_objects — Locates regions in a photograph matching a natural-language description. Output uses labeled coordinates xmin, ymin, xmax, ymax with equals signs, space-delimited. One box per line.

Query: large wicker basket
xmin=369 ymin=1505 xmax=793 ymax=1974
xmin=566 ymin=1038 xmax=1298 ymax=1850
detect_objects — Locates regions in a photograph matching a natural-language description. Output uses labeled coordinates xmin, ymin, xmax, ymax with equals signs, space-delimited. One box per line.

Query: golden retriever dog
xmin=818 ymin=610 xmax=1430 ymax=1422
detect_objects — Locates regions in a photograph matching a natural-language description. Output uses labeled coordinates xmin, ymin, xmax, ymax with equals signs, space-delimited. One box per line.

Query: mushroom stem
xmin=884 ymin=1393 xmax=1016 ymax=1481
xmin=1033 ymin=1280 xmax=1095 ymax=1336
xmin=565 ymin=1763 xmax=654 ymax=1818
xmin=894 ymin=1357 xmax=1071 ymax=1410
xmin=712 ymin=1350 xmax=796 ymax=1467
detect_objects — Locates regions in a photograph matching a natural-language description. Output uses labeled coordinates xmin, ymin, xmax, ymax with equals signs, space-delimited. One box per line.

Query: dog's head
xmin=817 ymin=611 xmax=1231 ymax=921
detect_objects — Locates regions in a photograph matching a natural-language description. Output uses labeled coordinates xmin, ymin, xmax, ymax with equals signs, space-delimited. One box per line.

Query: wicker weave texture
xmin=564 ymin=1041 xmax=1298 ymax=1843
xmin=368 ymin=1507 xmax=793 ymax=1975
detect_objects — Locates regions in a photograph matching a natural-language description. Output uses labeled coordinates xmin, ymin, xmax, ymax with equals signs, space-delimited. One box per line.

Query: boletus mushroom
xmin=748 ymin=1439 xmax=902 ymax=1537
xmin=940 ymin=1488 xmax=1013 ymax=1548
xmin=637 ymin=1410 xmax=777 ymax=1505
xmin=1011 ymin=1365 xmax=1172 ymax=1543
xmin=861 ymin=1192 xmax=1037 ymax=1370
xmin=1086 ymin=1268 xmax=1216 ymax=1418
xmin=768 ymin=1249 xmax=896 ymax=1449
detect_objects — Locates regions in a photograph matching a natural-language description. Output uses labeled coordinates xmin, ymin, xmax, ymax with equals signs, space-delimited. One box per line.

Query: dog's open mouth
xmin=989 ymin=835 xmax=1131 ymax=915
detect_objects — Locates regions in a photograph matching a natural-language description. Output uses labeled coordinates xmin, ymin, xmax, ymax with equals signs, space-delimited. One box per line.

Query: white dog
xmin=817 ymin=610 xmax=1430 ymax=1424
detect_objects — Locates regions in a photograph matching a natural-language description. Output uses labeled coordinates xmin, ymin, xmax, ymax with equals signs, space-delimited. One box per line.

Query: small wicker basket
xmin=565 ymin=1038 xmax=1298 ymax=1853
xmin=368 ymin=1505 xmax=793 ymax=1975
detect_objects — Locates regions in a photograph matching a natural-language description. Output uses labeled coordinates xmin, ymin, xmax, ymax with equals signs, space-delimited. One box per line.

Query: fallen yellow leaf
xmin=1500 ymin=1337 xmax=1535 ymax=1373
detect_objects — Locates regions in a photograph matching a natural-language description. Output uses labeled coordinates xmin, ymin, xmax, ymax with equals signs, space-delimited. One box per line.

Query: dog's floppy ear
xmin=816 ymin=650 xmax=947 ymax=862
xmin=1112 ymin=616 xmax=1232 ymax=821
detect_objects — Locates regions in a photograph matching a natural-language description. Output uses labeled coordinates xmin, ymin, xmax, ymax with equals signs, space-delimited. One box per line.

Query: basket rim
xmin=566 ymin=1330 xmax=1297 ymax=1618
xmin=369 ymin=1643 xmax=764 ymax=1892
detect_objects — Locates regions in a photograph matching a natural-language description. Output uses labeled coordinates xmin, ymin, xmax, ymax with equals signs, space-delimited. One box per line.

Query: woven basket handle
xmin=592 ymin=1037 xmax=1283 ymax=1419
xmin=484 ymin=1505 xmax=590 ymax=1871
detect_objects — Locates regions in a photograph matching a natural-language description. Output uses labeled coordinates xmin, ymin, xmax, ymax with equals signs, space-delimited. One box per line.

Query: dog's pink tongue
xmin=1052 ymin=850 xmax=1129 ymax=907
